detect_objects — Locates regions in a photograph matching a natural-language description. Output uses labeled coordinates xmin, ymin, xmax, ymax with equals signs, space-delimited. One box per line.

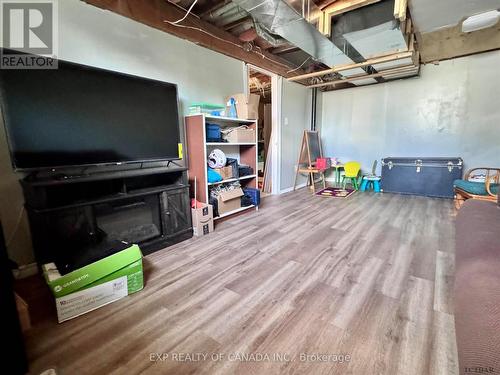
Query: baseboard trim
xmin=280 ymin=182 xmax=308 ymax=194
xmin=13 ymin=262 xmax=38 ymax=279
xmin=279 ymin=178 xmax=323 ymax=194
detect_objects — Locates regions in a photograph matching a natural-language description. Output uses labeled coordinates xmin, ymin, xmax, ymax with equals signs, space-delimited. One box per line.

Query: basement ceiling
xmin=84 ymin=0 xmax=421 ymax=90
xmin=88 ymin=0 xmax=500 ymax=91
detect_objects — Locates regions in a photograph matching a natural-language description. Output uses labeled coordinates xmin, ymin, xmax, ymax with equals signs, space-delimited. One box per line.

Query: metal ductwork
xmin=332 ymin=1 xmax=408 ymax=63
xmin=231 ymin=0 xmax=365 ymax=75
xmin=254 ymin=22 xmax=288 ymax=46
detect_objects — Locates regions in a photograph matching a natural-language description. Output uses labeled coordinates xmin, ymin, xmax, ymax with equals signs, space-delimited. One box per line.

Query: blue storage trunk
xmin=381 ymin=157 xmax=463 ymax=198
xmin=243 ymin=188 xmax=260 ymax=206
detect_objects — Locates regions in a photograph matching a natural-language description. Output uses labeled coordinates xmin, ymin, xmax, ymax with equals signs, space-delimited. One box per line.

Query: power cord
xmin=5 ymin=206 xmax=25 ymax=249
xmin=163 ymin=1 xmax=293 ymax=70
xmin=168 ymin=0 xmax=198 ymax=24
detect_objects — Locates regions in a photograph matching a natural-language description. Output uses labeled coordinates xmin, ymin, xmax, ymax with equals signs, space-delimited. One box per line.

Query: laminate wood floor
xmin=21 ymin=190 xmax=459 ymax=375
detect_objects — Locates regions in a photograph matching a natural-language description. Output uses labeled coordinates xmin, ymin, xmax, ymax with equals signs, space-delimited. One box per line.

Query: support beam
xmin=418 ymin=23 xmax=500 ymax=63
xmin=307 ymin=65 xmax=418 ymax=88
xmin=288 ymin=51 xmax=414 ymax=82
xmin=82 ymin=0 xmax=300 ymax=78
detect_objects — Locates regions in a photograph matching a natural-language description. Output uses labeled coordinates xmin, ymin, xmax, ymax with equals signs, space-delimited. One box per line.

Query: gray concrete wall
xmin=0 ymin=0 xmax=244 ymax=265
xmin=321 ymin=50 xmax=500 ymax=177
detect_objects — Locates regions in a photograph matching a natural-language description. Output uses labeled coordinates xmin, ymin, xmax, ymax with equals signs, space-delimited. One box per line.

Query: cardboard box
xmin=15 ymin=293 xmax=31 ymax=332
xmin=222 ymin=127 xmax=256 ymax=143
xmin=226 ymin=93 xmax=260 ymax=120
xmin=214 ymin=166 xmax=233 ymax=180
xmin=42 ymin=244 xmax=143 ymax=323
xmin=192 ymin=204 xmax=214 ymax=236
xmin=217 ymin=188 xmax=244 ymax=216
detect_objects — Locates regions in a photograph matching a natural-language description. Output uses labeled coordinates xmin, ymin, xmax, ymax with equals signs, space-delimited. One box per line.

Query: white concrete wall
xmin=0 ymin=0 xmax=244 ymax=265
xmin=320 ymin=51 xmax=500 ymax=177
xmin=280 ymin=80 xmax=312 ymax=192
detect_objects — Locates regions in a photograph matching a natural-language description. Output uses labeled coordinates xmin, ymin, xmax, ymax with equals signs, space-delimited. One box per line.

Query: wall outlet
xmin=284 ymin=117 xmax=289 ymax=126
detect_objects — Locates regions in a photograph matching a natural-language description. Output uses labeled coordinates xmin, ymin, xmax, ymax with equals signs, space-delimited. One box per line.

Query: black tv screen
xmin=0 ymin=58 xmax=181 ymax=170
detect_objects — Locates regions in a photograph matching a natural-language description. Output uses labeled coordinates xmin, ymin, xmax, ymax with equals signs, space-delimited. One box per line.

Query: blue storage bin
xmin=206 ymin=123 xmax=221 ymax=141
xmin=243 ymin=187 xmax=260 ymax=206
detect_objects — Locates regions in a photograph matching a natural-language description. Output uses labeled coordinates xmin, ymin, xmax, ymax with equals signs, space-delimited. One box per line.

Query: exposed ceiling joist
xmin=308 ymin=64 xmax=418 ymax=88
xmin=268 ymin=45 xmax=301 ymax=55
xmin=288 ymin=50 xmax=414 ymax=81
xmin=322 ymin=0 xmax=381 ymax=13
xmin=82 ymin=0 xmax=301 ymax=78
xmin=198 ymin=0 xmax=231 ymax=17
xmin=222 ymin=16 xmax=251 ymax=31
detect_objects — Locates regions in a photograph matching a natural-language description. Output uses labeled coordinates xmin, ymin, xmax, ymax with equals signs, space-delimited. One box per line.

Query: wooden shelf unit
xmin=185 ymin=114 xmax=258 ymax=219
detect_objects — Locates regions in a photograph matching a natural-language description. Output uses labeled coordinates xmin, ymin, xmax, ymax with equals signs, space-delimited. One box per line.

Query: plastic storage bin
xmin=189 ymin=102 xmax=225 ymax=115
xmin=242 ymin=187 xmax=260 ymax=206
xmin=206 ymin=123 xmax=222 ymax=142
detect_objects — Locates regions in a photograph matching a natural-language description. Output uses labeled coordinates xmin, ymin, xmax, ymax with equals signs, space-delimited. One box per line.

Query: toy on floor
xmin=360 ymin=160 xmax=381 ymax=192
xmin=315 ymin=187 xmax=355 ymax=198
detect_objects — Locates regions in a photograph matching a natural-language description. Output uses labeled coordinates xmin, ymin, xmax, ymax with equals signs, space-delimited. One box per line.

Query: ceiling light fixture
xmin=462 ymin=10 xmax=500 ymax=33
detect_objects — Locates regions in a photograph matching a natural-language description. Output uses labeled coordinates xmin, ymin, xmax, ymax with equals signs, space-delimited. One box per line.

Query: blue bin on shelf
xmin=206 ymin=123 xmax=221 ymax=141
xmin=243 ymin=188 xmax=260 ymax=206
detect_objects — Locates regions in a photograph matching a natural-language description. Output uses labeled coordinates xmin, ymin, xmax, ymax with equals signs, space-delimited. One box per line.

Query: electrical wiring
xmin=163 ymin=1 xmax=294 ymax=70
xmin=287 ymin=56 xmax=311 ymax=74
xmin=164 ymin=21 xmax=245 ymax=49
xmin=169 ymin=0 xmax=198 ymax=24
xmin=163 ymin=20 xmax=293 ymax=69
xmin=5 ymin=206 xmax=25 ymax=249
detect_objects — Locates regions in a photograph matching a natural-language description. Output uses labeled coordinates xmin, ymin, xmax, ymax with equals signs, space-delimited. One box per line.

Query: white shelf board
xmin=207 ymin=174 xmax=257 ymax=186
xmin=206 ymin=142 xmax=256 ymax=146
xmin=204 ymin=115 xmax=256 ymax=124
xmin=214 ymin=205 xmax=255 ymax=220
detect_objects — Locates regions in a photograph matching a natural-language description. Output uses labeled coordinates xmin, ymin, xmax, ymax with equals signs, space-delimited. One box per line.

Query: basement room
xmin=1 ymin=0 xmax=499 ymax=374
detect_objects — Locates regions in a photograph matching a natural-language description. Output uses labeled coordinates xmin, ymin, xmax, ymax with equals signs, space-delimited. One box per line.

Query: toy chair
xmin=342 ymin=161 xmax=361 ymax=190
xmin=360 ymin=160 xmax=381 ymax=192
xmin=454 ymin=167 xmax=499 ymax=208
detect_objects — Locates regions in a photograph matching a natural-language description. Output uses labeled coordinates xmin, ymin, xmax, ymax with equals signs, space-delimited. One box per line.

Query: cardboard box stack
xmin=192 ymin=203 xmax=214 ymax=236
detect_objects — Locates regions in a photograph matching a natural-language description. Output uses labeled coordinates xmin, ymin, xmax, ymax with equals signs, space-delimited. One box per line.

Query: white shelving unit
xmin=185 ymin=114 xmax=259 ymax=220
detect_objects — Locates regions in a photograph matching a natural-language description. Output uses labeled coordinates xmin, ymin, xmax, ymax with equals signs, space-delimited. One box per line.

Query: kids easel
xmin=293 ymin=130 xmax=327 ymax=193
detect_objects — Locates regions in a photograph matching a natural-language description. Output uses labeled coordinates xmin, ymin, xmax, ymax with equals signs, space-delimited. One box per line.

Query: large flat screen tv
xmin=0 ymin=55 xmax=181 ymax=170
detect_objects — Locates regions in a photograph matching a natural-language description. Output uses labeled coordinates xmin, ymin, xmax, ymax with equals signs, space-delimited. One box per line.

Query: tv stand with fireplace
xmin=21 ymin=166 xmax=193 ymax=266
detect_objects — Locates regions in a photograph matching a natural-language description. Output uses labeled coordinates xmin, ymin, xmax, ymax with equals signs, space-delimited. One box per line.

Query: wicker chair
xmin=454 ymin=168 xmax=500 ymax=207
